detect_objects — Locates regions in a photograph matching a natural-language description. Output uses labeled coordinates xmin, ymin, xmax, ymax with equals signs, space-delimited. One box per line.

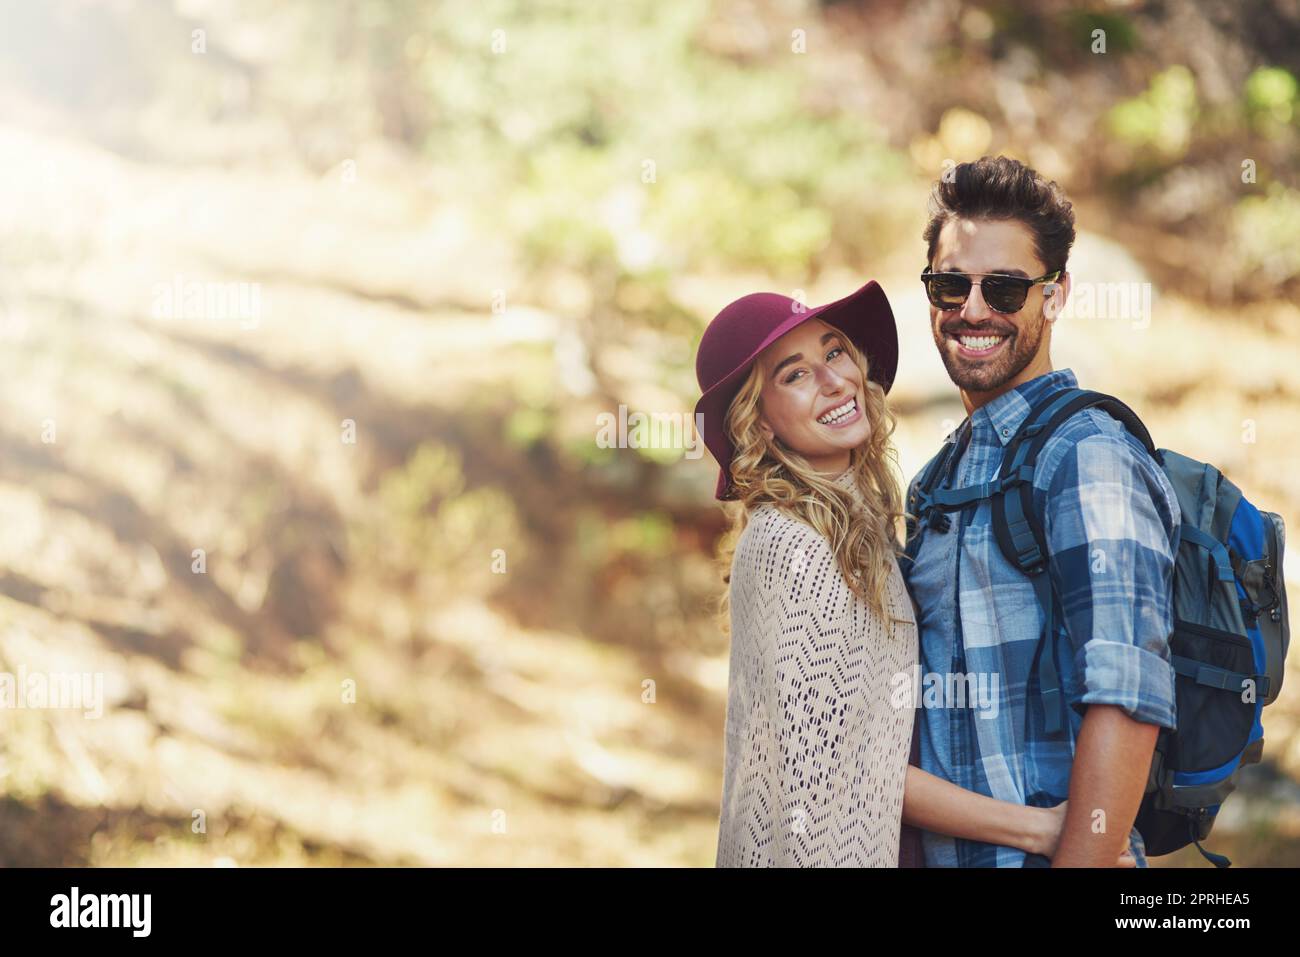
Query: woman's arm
xmin=902 ymin=765 xmax=1059 ymax=856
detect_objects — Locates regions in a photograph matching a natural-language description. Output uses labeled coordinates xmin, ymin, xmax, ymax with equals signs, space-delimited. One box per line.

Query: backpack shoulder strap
xmin=993 ymin=388 xmax=1157 ymax=576
xmin=990 ymin=387 xmax=1159 ymax=734
xmin=905 ymin=418 xmax=972 ymax=545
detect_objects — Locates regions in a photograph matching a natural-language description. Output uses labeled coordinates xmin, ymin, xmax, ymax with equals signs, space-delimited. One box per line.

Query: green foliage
xmin=367 ymin=442 xmax=523 ymax=590
xmin=1107 ymin=65 xmax=1199 ymax=156
xmin=1245 ymin=66 xmax=1298 ymax=133
xmin=577 ymin=508 xmax=673 ymax=563
xmin=384 ymin=0 xmax=908 ymax=276
xmin=1233 ymin=184 xmax=1300 ymax=286
xmin=378 ymin=443 xmax=465 ymax=516
xmin=505 ymin=406 xmax=550 ymax=447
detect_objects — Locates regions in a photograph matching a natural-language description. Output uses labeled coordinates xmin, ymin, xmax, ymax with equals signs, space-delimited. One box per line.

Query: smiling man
xmin=902 ymin=156 xmax=1181 ymax=867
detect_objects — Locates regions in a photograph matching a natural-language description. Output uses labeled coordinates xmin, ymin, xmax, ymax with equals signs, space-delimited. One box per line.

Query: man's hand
xmin=1051 ymin=703 xmax=1159 ymax=867
xmin=1037 ymin=801 xmax=1137 ymax=866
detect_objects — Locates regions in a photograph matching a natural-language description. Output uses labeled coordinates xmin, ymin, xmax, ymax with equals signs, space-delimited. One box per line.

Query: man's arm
xmin=1041 ymin=427 xmax=1181 ymax=866
xmin=1051 ymin=704 xmax=1158 ymax=867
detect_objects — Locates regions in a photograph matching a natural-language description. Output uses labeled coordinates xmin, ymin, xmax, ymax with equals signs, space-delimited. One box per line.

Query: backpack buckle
xmin=911 ymin=489 xmax=951 ymax=534
xmin=1259 ymin=564 xmax=1281 ymax=614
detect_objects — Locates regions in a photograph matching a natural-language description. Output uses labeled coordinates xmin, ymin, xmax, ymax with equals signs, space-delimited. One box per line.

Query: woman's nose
xmin=818 ymin=364 xmax=849 ymax=391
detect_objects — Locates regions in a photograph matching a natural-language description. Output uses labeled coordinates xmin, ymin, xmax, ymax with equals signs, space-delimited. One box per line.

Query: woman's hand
xmin=1035 ymin=801 xmax=1068 ymax=858
xmin=900 ymin=766 xmax=1136 ymax=865
xmin=1030 ymin=801 xmax=1137 ymax=866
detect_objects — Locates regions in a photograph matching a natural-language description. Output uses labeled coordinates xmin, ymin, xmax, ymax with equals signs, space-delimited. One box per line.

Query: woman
xmin=696 ymin=281 xmax=1132 ymax=867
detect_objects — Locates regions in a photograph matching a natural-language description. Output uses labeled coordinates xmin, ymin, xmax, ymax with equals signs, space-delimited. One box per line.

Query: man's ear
xmin=1042 ymin=271 xmax=1070 ymax=322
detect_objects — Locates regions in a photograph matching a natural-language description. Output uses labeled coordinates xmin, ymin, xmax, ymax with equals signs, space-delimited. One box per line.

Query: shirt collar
xmin=973 ymin=368 xmax=1079 ymax=447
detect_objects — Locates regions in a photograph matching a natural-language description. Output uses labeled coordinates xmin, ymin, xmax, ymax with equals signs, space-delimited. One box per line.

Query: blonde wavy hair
xmin=716 ymin=332 xmax=907 ymax=631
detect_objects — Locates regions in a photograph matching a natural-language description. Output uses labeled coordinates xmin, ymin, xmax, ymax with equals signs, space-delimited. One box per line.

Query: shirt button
xmin=1001 ymin=427 xmax=1010 ymax=437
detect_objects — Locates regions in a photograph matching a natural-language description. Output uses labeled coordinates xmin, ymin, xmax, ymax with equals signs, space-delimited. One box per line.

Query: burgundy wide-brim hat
xmin=694 ymin=279 xmax=897 ymax=500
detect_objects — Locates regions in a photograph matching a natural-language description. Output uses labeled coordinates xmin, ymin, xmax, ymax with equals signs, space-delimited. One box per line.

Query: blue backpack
xmin=905 ymin=388 xmax=1289 ymax=867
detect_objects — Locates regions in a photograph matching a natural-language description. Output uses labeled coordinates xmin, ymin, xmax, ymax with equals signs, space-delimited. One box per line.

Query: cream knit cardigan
xmin=716 ymin=468 xmax=919 ymax=867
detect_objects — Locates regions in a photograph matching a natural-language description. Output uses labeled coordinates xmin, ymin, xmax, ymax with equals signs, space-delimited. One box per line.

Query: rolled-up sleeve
xmin=1042 ymin=431 xmax=1179 ymax=730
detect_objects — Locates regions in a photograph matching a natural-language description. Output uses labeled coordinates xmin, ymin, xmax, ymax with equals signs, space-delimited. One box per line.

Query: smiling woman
xmin=694 ymin=280 xmax=917 ymax=866
xmin=693 ymin=281 xmax=901 ymax=618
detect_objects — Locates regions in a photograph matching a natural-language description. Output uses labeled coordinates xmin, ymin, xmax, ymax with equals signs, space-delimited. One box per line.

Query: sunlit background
xmin=0 ymin=0 xmax=1296 ymax=866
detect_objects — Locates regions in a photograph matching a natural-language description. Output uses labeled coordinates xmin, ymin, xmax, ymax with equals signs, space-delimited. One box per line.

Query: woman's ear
xmin=758 ymin=416 xmax=775 ymax=441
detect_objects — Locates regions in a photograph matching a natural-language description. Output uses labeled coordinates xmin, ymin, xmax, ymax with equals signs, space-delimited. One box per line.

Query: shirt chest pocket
xmin=956 ymin=522 xmax=1041 ymax=642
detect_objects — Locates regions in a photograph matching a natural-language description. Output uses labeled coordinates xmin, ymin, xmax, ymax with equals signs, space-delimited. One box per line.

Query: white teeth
xmin=817 ymin=399 xmax=857 ymax=425
xmin=959 ymin=335 xmax=1005 ymax=350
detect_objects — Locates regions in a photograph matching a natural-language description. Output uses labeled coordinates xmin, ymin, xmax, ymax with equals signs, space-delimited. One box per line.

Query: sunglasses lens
xmin=925 ymin=274 xmax=970 ymax=308
xmin=981 ymin=277 xmax=1031 ymax=313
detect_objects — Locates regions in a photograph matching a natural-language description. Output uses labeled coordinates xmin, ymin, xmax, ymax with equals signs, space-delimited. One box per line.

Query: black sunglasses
xmin=921 ymin=268 xmax=1061 ymax=314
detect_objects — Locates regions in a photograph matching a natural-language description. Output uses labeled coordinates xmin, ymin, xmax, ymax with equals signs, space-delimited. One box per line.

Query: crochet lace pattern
xmin=716 ymin=469 xmax=918 ymax=867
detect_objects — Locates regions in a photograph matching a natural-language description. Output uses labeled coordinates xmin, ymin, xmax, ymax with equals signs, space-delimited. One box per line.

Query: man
xmin=903 ymin=155 xmax=1180 ymax=867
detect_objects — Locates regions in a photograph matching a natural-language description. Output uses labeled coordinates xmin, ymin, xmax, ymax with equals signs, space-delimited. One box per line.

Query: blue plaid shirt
xmin=903 ymin=368 xmax=1180 ymax=867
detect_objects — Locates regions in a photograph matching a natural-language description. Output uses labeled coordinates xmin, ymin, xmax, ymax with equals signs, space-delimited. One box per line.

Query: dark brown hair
xmin=923 ymin=156 xmax=1077 ymax=274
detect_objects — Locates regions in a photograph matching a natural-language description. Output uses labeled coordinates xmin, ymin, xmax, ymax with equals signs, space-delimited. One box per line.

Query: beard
xmin=933 ymin=305 xmax=1047 ymax=393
